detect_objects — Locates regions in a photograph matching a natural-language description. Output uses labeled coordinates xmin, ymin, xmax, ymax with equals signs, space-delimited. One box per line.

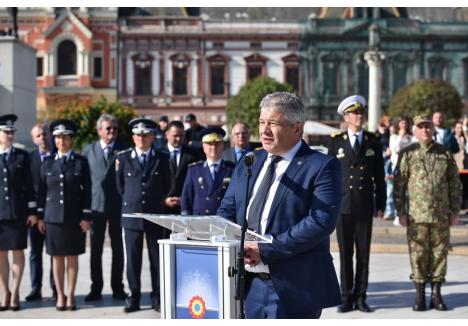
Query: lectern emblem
xmin=189 ymin=295 xmax=206 ymax=319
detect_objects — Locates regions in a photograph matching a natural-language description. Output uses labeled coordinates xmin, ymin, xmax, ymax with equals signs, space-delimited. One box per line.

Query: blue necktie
xmin=247 ymin=155 xmax=283 ymax=232
xmin=141 ymin=153 xmax=147 ymax=170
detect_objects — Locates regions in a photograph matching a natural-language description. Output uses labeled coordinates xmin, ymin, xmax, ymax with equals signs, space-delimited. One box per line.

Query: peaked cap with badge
xmin=129 ymin=118 xmax=157 ymax=135
xmin=200 ymin=126 xmax=226 ymax=143
xmin=50 ymin=119 xmax=77 ymax=136
xmin=337 ymin=95 xmax=367 ymax=115
xmin=0 ymin=114 xmax=18 ymax=132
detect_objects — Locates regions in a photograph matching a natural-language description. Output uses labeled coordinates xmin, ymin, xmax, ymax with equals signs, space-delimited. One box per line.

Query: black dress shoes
xmin=112 ymin=291 xmax=128 ymax=300
xmin=124 ymin=295 xmax=140 ymax=313
xmin=151 ymin=293 xmax=161 ymax=312
xmin=337 ymin=302 xmax=354 ymax=313
xmin=84 ymin=292 xmax=102 ymax=302
xmin=354 ymin=299 xmax=372 ymax=312
xmin=25 ymin=289 xmax=42 ymax=302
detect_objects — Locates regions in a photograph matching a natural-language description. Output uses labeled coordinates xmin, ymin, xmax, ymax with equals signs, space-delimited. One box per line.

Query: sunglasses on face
xmin=105 ymin=126 xmax=118 ymax=131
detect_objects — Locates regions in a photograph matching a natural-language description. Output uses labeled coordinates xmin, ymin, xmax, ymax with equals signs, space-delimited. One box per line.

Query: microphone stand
xmin=235 ymin=164 xmax=252 ymax=319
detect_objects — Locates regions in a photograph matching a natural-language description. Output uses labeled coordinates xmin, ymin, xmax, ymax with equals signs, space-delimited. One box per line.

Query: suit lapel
xmin=248 ymin=151 xmax=268 ymax=199
xmin=93 ymin=142 xmax=107 ymax=169
xmin=265 ymin=142 xmax=309 ymax=232
xmin=203 ymin=162 xmax=214 ymax=192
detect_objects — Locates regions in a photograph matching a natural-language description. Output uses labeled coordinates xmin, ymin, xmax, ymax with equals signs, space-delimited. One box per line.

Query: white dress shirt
xmin=135 ymin=148 xmax=151 ymax=165
xmin=434 ymin=127 xmax=445 ymax=145
xmin=347 ymin=129 xmax=363 ymax=148
xmin=167 ymin=143 xmax=181 ymax=167
xmin=245 ymin=140 xmax=302 ymax=273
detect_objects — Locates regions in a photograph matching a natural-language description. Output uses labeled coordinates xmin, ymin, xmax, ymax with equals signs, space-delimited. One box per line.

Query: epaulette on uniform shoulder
xmin=399 ymin=142 xmax=419 ymax=155
xmin=255 ymin=146 xmax=263 ymax=151
xmin=117 ymin=148 xmax=132 ymax=156
xmin=331 ymin=131 xmax=344 ymax=138
xmin=188 ymin=160 xmax=204 ymax=167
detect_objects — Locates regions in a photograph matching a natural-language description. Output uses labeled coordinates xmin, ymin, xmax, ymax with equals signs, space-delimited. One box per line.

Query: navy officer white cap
xmin=337 ymin=95 xmax=367 ymax=115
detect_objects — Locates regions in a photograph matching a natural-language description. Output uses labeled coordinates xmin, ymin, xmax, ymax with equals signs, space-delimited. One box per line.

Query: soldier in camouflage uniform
xmin=393 ymin=114 xmax=461 ymax=312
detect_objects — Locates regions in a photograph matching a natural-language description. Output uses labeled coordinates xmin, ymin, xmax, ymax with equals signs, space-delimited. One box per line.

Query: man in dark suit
xmin=222 ymin=122 xmax=255 ymax=165
xmin=81 ymin=114 xmax=128 ymax=301
xmin=25 ymin=124 xmax=56 ymax=301
xmin=217 ymin=92 xmax=343 ymax=318
xmin=161 ymin=120 xmax=201 ymax=215
xmin=184 ymin=113 xmax=205 ymax=150
xmin=327 ymin=95 xmax=386 ymax=313
xmin=116 ymin=118 xmax=171 ymax=313
xmin=432 ymin=111 xmax=459 ymax=153
xmin=181 ymin=127 xmax=235 ymax=216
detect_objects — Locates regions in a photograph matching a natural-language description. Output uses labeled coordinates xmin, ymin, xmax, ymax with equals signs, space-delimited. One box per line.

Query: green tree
xmin=388 ymin=79 xmax=462 ymax=127
xmin=226 ymin=76 xmax=293 ymax=138
xmin=40 ymin=97 xmax=137 ymax=151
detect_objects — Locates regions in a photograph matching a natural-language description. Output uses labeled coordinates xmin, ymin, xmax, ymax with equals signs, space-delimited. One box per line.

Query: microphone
xmin=244 ymin=152 xmax=255 ymax=166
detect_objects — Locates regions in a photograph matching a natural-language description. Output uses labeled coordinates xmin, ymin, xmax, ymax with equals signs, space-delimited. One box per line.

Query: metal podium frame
xmin=122 ymin=213 xmax=271 ymax=319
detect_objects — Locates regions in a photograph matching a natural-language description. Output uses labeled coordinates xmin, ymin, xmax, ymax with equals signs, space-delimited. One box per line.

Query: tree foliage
xmin=388 ymin=79 xmax=462 ymax=127
xmin=39 ymin=97 xmax=137 ymax=151
xmin=226 ymin=76 xmax=293 ymax=137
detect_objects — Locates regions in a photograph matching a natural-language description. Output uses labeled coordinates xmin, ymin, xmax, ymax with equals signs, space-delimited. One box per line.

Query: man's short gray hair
xmin=259 ymin=92 xmax=305 ymax=124
xmin=96 ymin=113 xmax=117 ymax=130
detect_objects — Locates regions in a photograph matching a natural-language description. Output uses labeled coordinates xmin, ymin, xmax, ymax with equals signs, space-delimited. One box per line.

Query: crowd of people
xmin=0 ymin=91 xmax=464 ymax=318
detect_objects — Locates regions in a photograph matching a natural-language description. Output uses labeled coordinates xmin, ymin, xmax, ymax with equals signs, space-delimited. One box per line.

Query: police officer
xmin=181 ymin=127 xmax=235 ymax=215
xmin=327 ymin=95 xmax=386 ymax=313
xmin=393 ymin=114 xmax=462 ymax=312
xmin=37 ymin=119 xmax=92 ymax=311
xmin=116 ymin=118 xmax=171 ymax=313
xmin=0 ymin=114 xmax=37 ymax=311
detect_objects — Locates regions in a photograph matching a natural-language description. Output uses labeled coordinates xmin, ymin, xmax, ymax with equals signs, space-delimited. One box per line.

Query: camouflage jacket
xmin=393 ymin=142 xmax=462 ymax=223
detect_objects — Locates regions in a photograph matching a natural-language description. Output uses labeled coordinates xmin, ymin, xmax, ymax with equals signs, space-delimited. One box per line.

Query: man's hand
xmin=165 ymin=197 xmax=180 ymax=208
xmin=37 ymin=220 xmax=46 ymax=234
xmin=244 ymin=242 xmax=261 ymax=266
xmin=80 ymin=220 xmax=91 ymax=233
xmin=450 ymin=213 xmax=459 ymax=226
xmin=26 ymin=215 xmax=38 ymax=227
xmin=399 ymin=214 xmax=409 ymax=227
xmin=374 ymin=210 xmax=383 ymax=218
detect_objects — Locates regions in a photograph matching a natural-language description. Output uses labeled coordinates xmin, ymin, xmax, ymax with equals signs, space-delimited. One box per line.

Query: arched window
xmin=57 ymin=40 xmax=77 ymax=75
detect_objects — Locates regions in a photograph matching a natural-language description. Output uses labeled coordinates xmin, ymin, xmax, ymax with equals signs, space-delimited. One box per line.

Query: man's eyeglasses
xmin=105 ymin=126 xmax=118 ymax=132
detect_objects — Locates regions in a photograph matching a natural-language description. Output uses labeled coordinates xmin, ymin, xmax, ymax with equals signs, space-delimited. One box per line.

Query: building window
xmin=57 ymin=40 xmax=77 ymax=75
xmin=357 ymin=61 xmax=369 ymax=96
xmin=428 ymin=57 xmax=446 ymax=80
xmin=464 ymin=60 xmax=468 ymax=97
xmin=132 ymin=53 xmax=153 ymax=96
xmin=170 ymin=54 xmax=191 ymax=96
xmin=36 ymin=57 xmax=43 ymax=77
xmin=323 ymin=60 xmax=339 ymax=96
xmin=393 ymin=61 xmax=408 ymax=92
xmin=282 ymin=54 xmax=301 ymax=94
xmin=245 ymin=53 xmax=268 ymax=81
xmin=207 ymin=54 xmax=230 ymax=96
xmin=93 ymin=56 xmax=103 ymax=79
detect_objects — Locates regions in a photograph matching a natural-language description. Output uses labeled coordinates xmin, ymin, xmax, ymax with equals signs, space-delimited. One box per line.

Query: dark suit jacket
xmin=221 ymin=143 xmax=256 ymax=165
xmin=82 ymin=141 xmax=128 ymax=219
xmin=160 ymin=145 xmax=201 ymax=214
xmin=0 ymin=147 xmax=36 ymax=222
xmin=116 ymin=148 xmax=171 ymax=230
xmin=327 ymin=130 xmax=386 ymax=217
xmin=37 ymin=152 xmax=92 ymax=224
xmin=217 ymin=140 xmax=343 ymax=313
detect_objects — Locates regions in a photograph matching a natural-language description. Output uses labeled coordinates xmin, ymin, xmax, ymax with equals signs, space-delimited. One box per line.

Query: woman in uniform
xmin=0 ymin=114 xmax=37 ymax=311
xmin=37 ymin=119 xmax=91 ymax=311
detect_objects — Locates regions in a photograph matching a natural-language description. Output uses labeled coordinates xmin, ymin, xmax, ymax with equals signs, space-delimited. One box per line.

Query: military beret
xmin=200 ymin=126 xmax=226 ymax=143
xmin=0 ymin=114 xmax=17 ymax=132
xmin=337 ymin=95 xmax=367 ymax=115
xmin=50 ymin=119 xmax=77 ymax=136
xmin=413 ymin=114 xmax=432 ymax=126
xmin=128 ymin=118 xmax=157 ymax=135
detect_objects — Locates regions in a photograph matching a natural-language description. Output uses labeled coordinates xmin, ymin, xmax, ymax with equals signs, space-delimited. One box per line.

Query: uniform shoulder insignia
xmin=117 ymin=148 xmax=132 ymax=156
xmin=331 ymin=131 xmax=344 ymax=138
xmin=399 ymin=142 xmax=419 ymax=155
xmin=254 ymin=146 xmax=263 ymax=151
xmin=188 ymin=160 xmax=203 ymax=167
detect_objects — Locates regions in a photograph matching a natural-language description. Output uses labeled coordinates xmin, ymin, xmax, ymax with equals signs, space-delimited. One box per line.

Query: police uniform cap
xmin=50 ymin=119 xmax=77 ymax=136
xmin=200 ymin=127 xmax=226 ymax=143
xmin=0 ymin=114 xmax=18 ymax=132
xmin=337 ymin=95 xmax=367 ymax=115
xmin=185 ymin=113 xmax=196 ymax=122
xmin=413 ymin=114 xmax=432 ymax=127
xmin=128 ymin=118 xmax=157 ymax=135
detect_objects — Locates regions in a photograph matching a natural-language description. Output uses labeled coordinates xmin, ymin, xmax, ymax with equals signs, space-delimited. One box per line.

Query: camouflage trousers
xmin=406 ymin=220 xmax=450 ymax=283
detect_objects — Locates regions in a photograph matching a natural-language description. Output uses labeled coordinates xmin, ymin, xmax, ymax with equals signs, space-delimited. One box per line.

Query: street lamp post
xmin=364 ymin=23 xmax=385 ymax=132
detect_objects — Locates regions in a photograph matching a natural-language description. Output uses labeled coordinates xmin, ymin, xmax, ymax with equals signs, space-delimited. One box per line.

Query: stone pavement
xmin=1 ymin=218 xmax=467 ymax=319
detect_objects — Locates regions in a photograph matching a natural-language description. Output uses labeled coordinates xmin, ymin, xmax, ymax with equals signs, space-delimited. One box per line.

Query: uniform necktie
xmin=171 ymin=149 xmax=179 ymax=168
xmin=210 ymin=163 xmax=218 ymax=181
xmin=247 ymin=155 xmax=283 ymax=232
xmin=1 ymin=153 xmax=7 ymax=165
xmin=60 ymin=155 xmax=67 ymax=169
xmin=353 ymin=134 xmax=360 ymax=155
xmin=141 ymin=153 xmax=147 ymax=170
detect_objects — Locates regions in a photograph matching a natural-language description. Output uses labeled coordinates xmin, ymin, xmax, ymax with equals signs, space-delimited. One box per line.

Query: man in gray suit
xmin=222 ymin=122 xmax=255 ymax=164
xmin=82 ymin=114 xmax=128 ymax=301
